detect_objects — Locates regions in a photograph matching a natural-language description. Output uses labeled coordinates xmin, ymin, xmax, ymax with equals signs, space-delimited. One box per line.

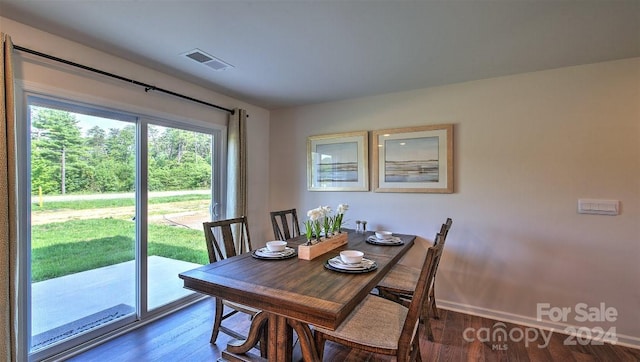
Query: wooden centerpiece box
xmin=297 ymin=232 xmax=348 ymax=260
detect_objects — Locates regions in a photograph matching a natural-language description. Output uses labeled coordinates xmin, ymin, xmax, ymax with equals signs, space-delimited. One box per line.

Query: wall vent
xmin=182 ymin=49 xmax=234 ymax=71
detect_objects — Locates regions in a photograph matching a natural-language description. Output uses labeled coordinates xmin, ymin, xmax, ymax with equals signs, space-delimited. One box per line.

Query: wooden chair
xmin=376 ymin=218 xmax=452 ymax=341
xmin=314 ymin=245 xmax=440 ymax=361
xmin=202 ymin=216 xmax=260 ymax=343
xmin=269 ymin=208 xmax=301 ymax=240
xmin=429 ymin=218 xmax=452 ymax=318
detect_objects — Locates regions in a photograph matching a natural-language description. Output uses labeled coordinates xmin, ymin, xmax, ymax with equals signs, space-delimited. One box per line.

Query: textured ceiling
xmin=1 ymin=1 xmax=638 ymax=109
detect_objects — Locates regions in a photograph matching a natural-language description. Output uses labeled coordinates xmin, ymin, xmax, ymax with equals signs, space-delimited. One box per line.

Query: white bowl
xmin=266 ymin=240 xmax=287 ymax=252
xmin=340 ymin=250 xmax=364 ymax=264
xmin=375 ymin=231 xmax=393 ymax=240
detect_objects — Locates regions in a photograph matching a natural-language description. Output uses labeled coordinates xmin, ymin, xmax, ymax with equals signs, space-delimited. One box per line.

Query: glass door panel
xmin=29 ymin=105 xmax=136 ymax=352
xmin=146 ymin=124 xmax=211 ymax=310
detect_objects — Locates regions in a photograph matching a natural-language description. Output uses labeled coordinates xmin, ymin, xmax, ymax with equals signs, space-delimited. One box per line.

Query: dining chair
xmin=269 ymin=208 xmax=301 ymax=240
xmin=376 ymin=218 xmax=452 ymax=341
xmin=314 ymin=245 xmax=440 ymax=361
xmin=429 ymin=218 xmax=452 ymax=319
xmin=202 ymin=216 xmax=260 ymax=344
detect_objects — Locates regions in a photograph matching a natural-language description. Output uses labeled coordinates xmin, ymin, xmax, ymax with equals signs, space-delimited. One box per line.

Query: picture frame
xmin=372 ymin=124 xmax=453 ymax=193
xmin=307 ymin=131 xmax=369 ymax=191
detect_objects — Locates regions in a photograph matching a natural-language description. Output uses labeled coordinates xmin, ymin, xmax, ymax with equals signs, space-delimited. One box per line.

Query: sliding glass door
xmin=146 ymin=124 xmax=212 ymax=310
xmin=22 ymin=95 xmax=223 ymax=360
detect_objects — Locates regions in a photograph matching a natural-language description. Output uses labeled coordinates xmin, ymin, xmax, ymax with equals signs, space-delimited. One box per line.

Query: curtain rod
xmin=13 ymin=44 xmax=235 ymax=115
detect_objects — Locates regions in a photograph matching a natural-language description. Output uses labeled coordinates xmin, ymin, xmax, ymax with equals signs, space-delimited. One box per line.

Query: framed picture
xmin=372 ymin=124 xmax=453 ymax=193
xmin=307 ymin=131 xmax=369 ymax=191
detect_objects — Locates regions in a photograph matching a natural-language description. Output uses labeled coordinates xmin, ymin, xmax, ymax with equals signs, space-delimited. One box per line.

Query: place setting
xmin=366 ymin=230 xmax=404 ymax=246
xmin=252 ymin=240 xmax=297 ymax=260
xmin=324 ymin=250 xmax=377 ymax=274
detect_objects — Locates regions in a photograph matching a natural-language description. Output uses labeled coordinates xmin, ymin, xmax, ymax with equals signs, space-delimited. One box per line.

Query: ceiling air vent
xmin=182 ymin=48 xmax=234 ymax=71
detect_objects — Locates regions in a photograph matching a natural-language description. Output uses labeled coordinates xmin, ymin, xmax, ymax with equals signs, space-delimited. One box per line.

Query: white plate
xmin=367 ymin=235 xmax=403 ymax=244
xmin=328 ymin=256 xmax=375 ymax=270
xmin=255 ymin=247 xmax=295 ymax=258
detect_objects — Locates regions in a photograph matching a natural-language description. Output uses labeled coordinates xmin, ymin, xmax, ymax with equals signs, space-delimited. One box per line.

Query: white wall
xmin=270 ymin=58 xmax=640 ymax=346
xmin=1 ymin=17 xmax=272 ymax=238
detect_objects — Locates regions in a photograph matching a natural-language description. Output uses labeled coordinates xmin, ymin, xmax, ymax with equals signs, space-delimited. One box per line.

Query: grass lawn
xmin=31 ymin=218 xmax=209 ymax=282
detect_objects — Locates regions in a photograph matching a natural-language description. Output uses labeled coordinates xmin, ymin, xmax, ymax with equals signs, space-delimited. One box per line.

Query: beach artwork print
xmin=316 ymin=142 xmax=359 ymax=183
xmin=372 ymin=124 xmax=453 ymax=193
xmin=307 ymin=131 xmax=369 ymax=191
xmin=384 ymin=136 xmax=439 ymax=183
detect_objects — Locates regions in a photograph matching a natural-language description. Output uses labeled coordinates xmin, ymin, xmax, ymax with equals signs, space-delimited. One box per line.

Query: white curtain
xmin=226 ymin=108 xmax=247 ymax=219
xmin=1 ymin=32 xmax=18 ymax=362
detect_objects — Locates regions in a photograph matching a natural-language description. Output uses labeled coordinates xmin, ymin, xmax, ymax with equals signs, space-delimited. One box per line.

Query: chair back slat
xmin=203 ymin=216 xmax=252 ymax=262
xmin=433 ymin=219 xmax=452 ymax=276
xmin=443 ymin=217 xmax=452 ymax=238
xmin=435 ymin=218 xmax=452 ymax=246
xmin=270 ymin=209 xmax=301 ymax=240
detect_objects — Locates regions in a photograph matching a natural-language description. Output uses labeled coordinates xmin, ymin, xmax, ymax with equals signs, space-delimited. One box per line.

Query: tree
xmin=102 ymin=126 xmax=136 ymax=192
xmin=30 ymin=109 xmax=213 ymax=194
xmin=31 ymin=107 xmax=85 ymax=194
xmin=147 ymin=126 xmax=212 ymax=191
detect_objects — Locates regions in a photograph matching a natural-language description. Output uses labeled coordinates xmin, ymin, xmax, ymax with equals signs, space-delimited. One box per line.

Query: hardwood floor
xmin=67 ymin=298 xmax=640 ymax=361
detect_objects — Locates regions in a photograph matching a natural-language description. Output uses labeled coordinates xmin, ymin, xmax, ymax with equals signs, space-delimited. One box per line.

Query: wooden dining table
xmin=179 ymin=229 xmax=415 ymax=361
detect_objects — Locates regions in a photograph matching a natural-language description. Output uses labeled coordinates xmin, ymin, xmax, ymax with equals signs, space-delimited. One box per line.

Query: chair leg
xmin=314 ymin=330 xmax=326 ymax=361
xmin=401 ymin=335 xmax=423 ymax=362
xmin=420 ymin=298 xmax=435 ymax=342
xmin=424 ymin=318 xmax=434 ymax=342
xmin=429 ymin=287 xmax=439 ymax=320
xmin=419 ymin=301 xmax=427 ymax=325
xmin=210 ymin=298 xmax=224 ymax=344
xmin=415 ymin=341 xmax=423 ymax=362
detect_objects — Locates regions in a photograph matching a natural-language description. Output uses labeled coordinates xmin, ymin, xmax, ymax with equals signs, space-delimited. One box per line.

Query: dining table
xmin=179 ymin=229 xmax=416 ymax=362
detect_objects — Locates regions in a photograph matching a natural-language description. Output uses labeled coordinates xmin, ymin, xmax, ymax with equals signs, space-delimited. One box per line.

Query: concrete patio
xmin=31 ymin=256 xmax=201 ymax=343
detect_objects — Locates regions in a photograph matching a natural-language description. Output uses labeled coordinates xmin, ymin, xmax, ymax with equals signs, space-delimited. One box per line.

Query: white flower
xmin=319 ymin=205 xmax=331 ymax=216
xmin=307 ymin=208 xmax=322 ymax=221
xmin=337 ymin=204 xmax=348 ymax=214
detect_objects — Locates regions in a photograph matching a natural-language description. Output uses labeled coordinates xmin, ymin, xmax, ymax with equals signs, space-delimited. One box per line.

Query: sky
xmin=75 ymin=113 xmax=128 ymax=136
xmin=384 ymin=136 xmax=439 ymax=162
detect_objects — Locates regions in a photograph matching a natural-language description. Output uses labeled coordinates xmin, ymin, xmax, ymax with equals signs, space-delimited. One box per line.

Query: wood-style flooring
xmin=67 ymin=298 xmax=640 ymax=361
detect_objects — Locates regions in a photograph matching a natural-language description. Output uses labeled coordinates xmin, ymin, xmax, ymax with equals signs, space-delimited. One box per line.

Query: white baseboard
xmin=437 ymin=299 xmax=640 ymax=350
